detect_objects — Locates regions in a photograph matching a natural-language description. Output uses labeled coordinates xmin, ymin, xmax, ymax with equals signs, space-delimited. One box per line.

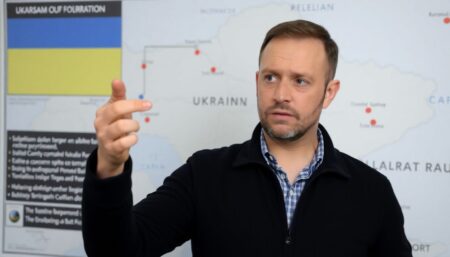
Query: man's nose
xmin=273 ymin=79 xmax=291 ymax=103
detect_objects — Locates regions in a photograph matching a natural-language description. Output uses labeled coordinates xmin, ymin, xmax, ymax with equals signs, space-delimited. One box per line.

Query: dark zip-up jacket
xmin=82 ymin=124 xmax=412 ymax=257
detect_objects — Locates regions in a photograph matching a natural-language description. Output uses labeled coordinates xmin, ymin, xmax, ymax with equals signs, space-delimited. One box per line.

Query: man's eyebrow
xmin=259 ymin=68 xmax=280 ymax=76
xmin=289 ymin=72 xmax=314 ymax=81
xmin=260 ymin=68 xmax=314 ymax=80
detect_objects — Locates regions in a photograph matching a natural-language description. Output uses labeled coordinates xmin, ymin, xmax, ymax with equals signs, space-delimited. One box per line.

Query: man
xmin=82 ymin=20 xmax=412 ymax=257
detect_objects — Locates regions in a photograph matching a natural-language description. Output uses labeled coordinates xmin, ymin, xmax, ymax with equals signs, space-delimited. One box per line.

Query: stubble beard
xmin=260 ymin=112 xmax=315 ymax=142
xmin=258 ymin=97 xmax=325 ymax=142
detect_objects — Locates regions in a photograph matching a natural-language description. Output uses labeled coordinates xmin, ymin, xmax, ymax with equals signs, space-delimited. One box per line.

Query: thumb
xmin=109 ymin=79 xmax=127 ymax=103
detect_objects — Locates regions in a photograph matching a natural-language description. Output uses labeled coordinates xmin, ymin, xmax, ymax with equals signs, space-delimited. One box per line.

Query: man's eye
xmin=296 ymin=78 xmax=308 ymax=86
xmin=264 ymin=74 xmax=276 ymax=82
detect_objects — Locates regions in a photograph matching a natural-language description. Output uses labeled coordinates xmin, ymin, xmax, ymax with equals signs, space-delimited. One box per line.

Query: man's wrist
xmin=97 ymin=160 xmax=125 ymax=179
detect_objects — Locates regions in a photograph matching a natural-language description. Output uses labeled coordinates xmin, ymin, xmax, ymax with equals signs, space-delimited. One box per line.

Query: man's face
xmin=256 ymin=37 xmax=338 ymax=141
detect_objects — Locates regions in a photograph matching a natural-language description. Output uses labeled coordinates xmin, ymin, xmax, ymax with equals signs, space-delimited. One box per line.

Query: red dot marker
xmin=144 ymin=117 xmax=150 ymax=123
xmin=444 ymin=17 xmax=450 ymax=24
xmin=195 ymin=49 xmax=200 ymax=55
xmin=141 ymin=63 xmax=147 ymax=69
xmin=210 ymin=66 xmax=217 ymax=73
xmin=370 ymin=119 xmax=377 ymax=126
xmin=365 ymin=107 xmax=372 ymax=114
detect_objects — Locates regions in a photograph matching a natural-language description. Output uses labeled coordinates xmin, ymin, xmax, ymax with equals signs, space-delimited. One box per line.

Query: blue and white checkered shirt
xmin=260 ymin=127 xmax=324 ymax=228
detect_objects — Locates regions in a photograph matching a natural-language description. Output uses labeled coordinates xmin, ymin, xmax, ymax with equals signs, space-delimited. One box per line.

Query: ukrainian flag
xmin=7 ymin=4 xmax=121 ymax=96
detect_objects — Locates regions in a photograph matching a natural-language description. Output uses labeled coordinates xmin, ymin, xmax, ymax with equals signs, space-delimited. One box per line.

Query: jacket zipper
xmin=261 ymin=166 xmax=328 ymax=253
xmin=286 ymin=169 xmax=327 ymax=248
xmin=265 ymin=166 xmax=294 ymax=252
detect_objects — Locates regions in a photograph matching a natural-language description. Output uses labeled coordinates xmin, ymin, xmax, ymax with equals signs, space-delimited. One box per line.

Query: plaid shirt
xmin=260 ymin=128 xmax=324 ymax=228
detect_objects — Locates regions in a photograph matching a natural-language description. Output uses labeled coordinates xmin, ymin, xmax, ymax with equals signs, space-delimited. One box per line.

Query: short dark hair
xmin=259 ymin=20 xmax=339 ymax=81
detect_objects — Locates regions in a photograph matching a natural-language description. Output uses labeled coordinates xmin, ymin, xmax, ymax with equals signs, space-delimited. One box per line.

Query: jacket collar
xmin=232 ymin=123 xmax=351 ymax=179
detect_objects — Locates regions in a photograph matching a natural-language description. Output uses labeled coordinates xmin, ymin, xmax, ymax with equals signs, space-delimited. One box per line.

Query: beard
xmin=261 ymin=118 xmax=314 ymax=142
xmin=258 ymin=97 xmax=324 ymax=142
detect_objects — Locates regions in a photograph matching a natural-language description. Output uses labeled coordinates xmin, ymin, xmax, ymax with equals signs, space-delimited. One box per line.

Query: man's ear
xmin=255 ymin=71 xmax=260 ymax=93
xmin=322 ymin=79 xmax=340 ymax=109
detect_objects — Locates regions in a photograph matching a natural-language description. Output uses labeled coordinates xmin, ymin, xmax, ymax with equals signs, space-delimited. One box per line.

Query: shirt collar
xmin=231 ymin=123 xmax=351 ymax=180
xmin=260 ymin=127 xmax=325 ymax=181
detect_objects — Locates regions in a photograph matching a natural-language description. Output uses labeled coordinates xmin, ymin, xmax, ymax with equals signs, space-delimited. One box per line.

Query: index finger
xmin=100 ymin=99 xmax=152 ymax=125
